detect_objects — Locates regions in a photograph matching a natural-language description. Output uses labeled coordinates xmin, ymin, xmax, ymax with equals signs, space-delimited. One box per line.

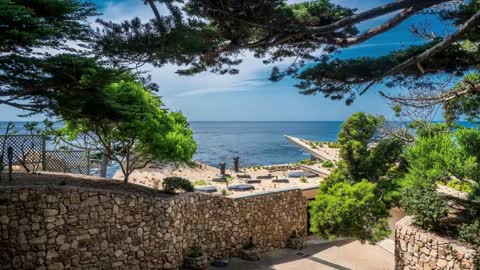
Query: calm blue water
xmin=190 ymin=121 xmax=342 ymax=167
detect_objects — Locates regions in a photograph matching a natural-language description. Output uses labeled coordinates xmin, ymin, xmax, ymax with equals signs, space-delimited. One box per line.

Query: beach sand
xmin=113 ymin=145 xmax=339 ymax=196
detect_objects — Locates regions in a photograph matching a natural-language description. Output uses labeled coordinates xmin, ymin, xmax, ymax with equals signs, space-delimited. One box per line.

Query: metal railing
xmin=0 ymin=134 xmax=90 ymax=177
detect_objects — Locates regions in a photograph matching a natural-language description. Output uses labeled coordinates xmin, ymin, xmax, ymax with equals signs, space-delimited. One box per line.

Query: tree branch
xmin=380 ymin=81 xmax=480 ymax=108
xmin=304 ymin=0 xmax=449 ymax=33
xmin=328 ymin=7 xmax=417 ymax=46
xmin=145 ymin=0 xmax=162 ymax=22
xmin=215 ymin=0 xmax=447 ymax=53
xmin=360 ymin=9 xmax=480 ymax=96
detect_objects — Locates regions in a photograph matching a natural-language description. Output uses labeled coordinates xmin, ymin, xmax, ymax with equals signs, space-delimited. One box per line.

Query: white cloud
xmin=177 ymin=80 xmax=271 ymax=97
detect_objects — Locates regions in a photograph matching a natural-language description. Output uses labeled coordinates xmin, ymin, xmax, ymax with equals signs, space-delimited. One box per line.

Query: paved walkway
xmin=209 ymin=239 xmax=394 ymax=270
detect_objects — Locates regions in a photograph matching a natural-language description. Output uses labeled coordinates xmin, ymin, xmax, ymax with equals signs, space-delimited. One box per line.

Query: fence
xmin=0 ymin=134 xmax=90 ymax=175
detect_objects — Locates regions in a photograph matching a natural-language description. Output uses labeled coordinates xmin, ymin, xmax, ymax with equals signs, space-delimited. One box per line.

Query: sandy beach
xmin=113 ymin=144 xmax=340 ymax=196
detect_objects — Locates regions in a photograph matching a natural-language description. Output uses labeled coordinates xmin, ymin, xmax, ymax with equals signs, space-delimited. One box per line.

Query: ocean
xmin=0 ymin=121 xmax=342 ymax=168
xmin=190 ymin=121 xmax=341 ymax=167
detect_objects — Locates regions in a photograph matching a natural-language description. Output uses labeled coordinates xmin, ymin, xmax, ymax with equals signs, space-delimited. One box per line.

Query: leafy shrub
xmin=308 ymin=142 xmax=319 ymax=149
xmin=310 ymin=180 xmax=390 ymax=243
xmin=299 ymin=176 xmax=308 ymax=183
xmin=401 ymin=186 xmax=448 ymax=231
xmin=299 ymin=159 xmax=316 ymax=165
xmin=193 ymin=180 xmax=208 ymax=186
xmin=458 ymin=219 xmax=480 ymax=246
xmin=187 ymin=243 xmax=203 ymax=258
xmin=326 ymin=142 xmax=341 ymax=148
xmin=309 ymin=113 xmax=405 ymax=244
xmin=322 ymin=160 xmax=334 ymax=168
xmin=446 ymin=179 xmax=473 ymax=194
xmin=163 ymin=177 xmax=194 ymax=193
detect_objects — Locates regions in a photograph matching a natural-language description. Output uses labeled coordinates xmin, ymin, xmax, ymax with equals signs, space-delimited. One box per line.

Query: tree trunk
xmin=99 ymin=152 xmax=109 ymax=178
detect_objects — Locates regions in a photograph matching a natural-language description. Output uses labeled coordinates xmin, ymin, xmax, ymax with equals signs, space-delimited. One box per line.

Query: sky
xmin=1 ymin=0 xmax=454 ymax=121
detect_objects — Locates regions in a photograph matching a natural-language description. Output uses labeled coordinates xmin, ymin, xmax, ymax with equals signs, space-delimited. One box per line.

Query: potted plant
xmin=239 ymin=237 xmax=260 ymax=261
xmin=183 ymin=244 xmax=208 ymax=270
xmin=286 ymin=230 xmax=306 ymax=250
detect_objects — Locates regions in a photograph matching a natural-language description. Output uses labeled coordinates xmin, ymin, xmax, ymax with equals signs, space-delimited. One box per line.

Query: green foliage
xmin=326 ymin=141 xmax=341 ymax=148
xmin=295 ymin=41 xmax=477 ymax=102
xmin=401 ymin=125 xmax=480 ymax=234
xmin=0 ymin=0 xmax=96 ymax=52
xmin=96 ymin=0 xmax=357 ymax=76
xmin=322 ymin=160 xmax=334 ymax=168
xmin=310 ymin=180 xmax=390 ymax=243
xmin=458 ymin=219 xmax=480 ymax=246
xmin=299 ymin=159 xmax=315 ymax=165
xmin=0 ymin=0 xmax=104 ymax=114
xmin=299 ymin=176 xmax=308 ymax=183
xmin=163 ymin=177 xmax=194 ymax=194
xmin=401 ymin=186 xmax=448 ymax=231
xmin=409 ymin=121 xmax=450 ymax=138
xmin=193 ymin=180 xmax=208 ymax=186
xmin=309 ymin=113 xmax=405 ymax=243
xmin=186 ymin=243 xmax=203 ymax=258
xmin=446 ymin=179 xmax=473 ymax=194
xmin=57 ymin=78 xmax=197 ymax=183
xmin=402 ymin=128 xmax=480 ymax=190
xmin=456 ymin=126 xmax=480 ymax=162
xmin=444 ymin=74 xmax=480 ymax=125
xmin=338 ymin=112 xmax=404 ymax=182
xmin=91 ymin=0 xmax=479 ymax=106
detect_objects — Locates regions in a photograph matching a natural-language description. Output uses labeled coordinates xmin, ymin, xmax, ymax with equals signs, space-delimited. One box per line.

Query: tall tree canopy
xmin=55 ymin=76 xmax=197 ymax=183
xmin=96 ymin=0 xmax=480 ymax=104
xmin=0 ymin=0 xmax=107 ymax=114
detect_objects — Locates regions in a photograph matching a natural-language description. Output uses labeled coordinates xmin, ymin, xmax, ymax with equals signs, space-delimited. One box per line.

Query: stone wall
xmin=395 ymin=216 xmax=477 ymax=270
xmin=0 ymin=183 xmax=307 ymax=269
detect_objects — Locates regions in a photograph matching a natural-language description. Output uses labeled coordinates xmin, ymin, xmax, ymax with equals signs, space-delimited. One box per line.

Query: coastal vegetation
xmin=163 ymin=176 xmax=195 ymax=194
xmin=321 ymin=160 xmax=334 ymax=168
xmin=310 ymin=113 xmax=405 ymax=243
xmin=54 ymin=78 xmax=196 ymax=183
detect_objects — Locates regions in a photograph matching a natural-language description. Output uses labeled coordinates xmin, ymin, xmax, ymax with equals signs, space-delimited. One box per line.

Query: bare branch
xmin=380 ymin=80 xmax=480 ymax=108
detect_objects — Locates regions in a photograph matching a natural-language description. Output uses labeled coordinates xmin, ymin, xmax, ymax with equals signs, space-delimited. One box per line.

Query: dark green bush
xmin=458 ymin=219 xmax=480 ymax=246
xmin=163 ymin=177 xmax=194 ymax=193
xmin=401 ymin=186 xmax=448 ymax=231
xmin=187 ymin=243 xmax=203 ymax=258
xmin=322 ymin=160 xmax=334 ymax=168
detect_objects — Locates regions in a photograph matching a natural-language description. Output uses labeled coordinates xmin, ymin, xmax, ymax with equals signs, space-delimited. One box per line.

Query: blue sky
xmin=1 ymin=0 xmax=453 ymax=121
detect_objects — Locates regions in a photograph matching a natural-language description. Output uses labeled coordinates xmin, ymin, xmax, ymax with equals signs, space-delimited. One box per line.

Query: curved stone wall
xmin=395 ymin=216 xmax=477 ymax=270
xmin=0 ymin=183 xmax=307 ymax=269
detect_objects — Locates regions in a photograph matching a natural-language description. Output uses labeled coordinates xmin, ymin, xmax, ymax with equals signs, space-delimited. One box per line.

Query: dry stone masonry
xmin=395 ymin=216 xmax=478 ymax=270
xmin=0 ymin=180 xmax=307 ymax=269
